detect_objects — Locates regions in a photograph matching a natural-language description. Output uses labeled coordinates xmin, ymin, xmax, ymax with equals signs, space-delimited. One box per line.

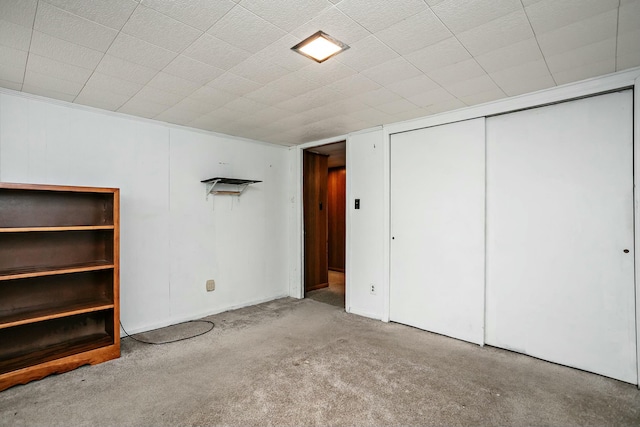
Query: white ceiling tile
xmin=0 ymin=0 xmax=37 ymax=27
xmin=83 ymin=72 xmax=144 ymax=97
xmin=291 ymin=7 xmax=370 ymax=46
xmin=546 ymin=38 xmax=616 ymax=73
xmin=183 ymin=34 xmax=252 ymax=70
xmin=30 ymin=31 xmax=103 ymax=70
xmin=336 ymin=35 xmax=399 ymax=72
xmin=0 ymin=19 xmax=33 ymax=51
xmin=276 ymin=87 xmax=343 ymax=112
xmin=240 ymin=0 xmax=331 ymax=32
xmin=42 ymin=0 xmax=138 ymax=30
xmin=266 ymin=73 xmax=315 ymax=97
xmin=141 ymin=0 xmax=236 ymax=31
xmin=0 ymin=62 xmax=26 ymax=85
xmin=26 ymin=53 xmax=93 ymax=84
xmin=228 ymin=56 xmax=289 ymax=84
xmin=296 ymin=60 xmax=356 ymax=86
xmin=537 ymin=10 xmax=617 ymax=57
xmin=310 ymin=98 xmax=369 ymax=117
xmin=431 ymin=0 xmax=522 ymax=33
xmin=224 ymin=97 xmax=268 ymax=114
xmin=457 ymin=10 xmax=533 ymax=56
xmin=121 ymin=5 xmax=203 ymax=53
xmin=0 ymin=79 xmax=22 ymax=90
xmin=107 ymin=33 xmax=177 ymax=70
xmin=428 ymin=98 xmax=467 ymax=113
xmin=163 ymin=55 xmax=225 ymax=85
xmin=618 ymin=27 xmax=640 ymax=57
xmin=475 ymin=38 xmax=543 ymax=73
xmin=207 ymin=6 xmax=286 ymax=53
xmin=22 ymin=84 xmax=76 ymax=102
xmin=361 ymin=57 xmax=422 ymax=86
xmin=244 ymin=86 xmax=291 ymax=104
xmin=95 ymin=55 xmax=158 ymax=85
xmin=189 ymin=85 xmax=237 ymax=107
xmin=147 ymin=72 xmax=200 ymax=97
xmin=337 ymin=0 xmax=426 ymax=33
xmin=406 ymin=37 xmax=471 ymax=73
xmin=406 ymin=87 xmax=456 ymax=107
xmin=375 ymin=9 xmax=451 ymax=55
xmin=617 ymin=0 xmax=640 ymax=70
xmin=135 ymin=85 xmax=186 ymax=106
xmin=206 ymin=72 xmax=262 ymax=95
xmin=391 ymin=108 xmax=431 ymax=122
xmin=118 ymin=96 xmax=169 ymax=118
xmin=525 ymin=0 xmax=619 ymax=34
xmin=34 ymin=2 xmax=118 ymax=52
xmin=619 ymin=0 xmax=640 ymax=34
xmin=374 ymin=98 xmax=418 ymax=115
xmin=187 ymin=109 xmax=238 ymax=132
xmin=385 ymin=74 xmax=439 ymax=98
xmin=154 ymin=106 xmax=202 ymax=126
xmin=459 ymin=87 xmax=506 ymax=106
xmin=248 ymin=107 xmax=291 ymax=124
xmin=173 ymin=97 xmax=219 ymax=114
xmin=353 ymin=87 xmax=403 ymax=107
xmin=251 ymin=34 xmax=311 ymax=72
xmin=74 ymin=85 xmax=130 ymax=111
xmin=327 ymin=74 xmax=381 ymax=96
xmin=490 ymin=59 xmax=555 ymax=95
xmin=427 ymin=58 xmax=485 ymax=86
xmin=444 ymin=74 xmax=500 ymax=98
xmin=553 ymin=58 xmax=615 ymax=85
xmin=0 ymin=45 xmax=28 ymax=70
xmin=23 ymin=69 xmax=84 ymax=96
xmin=617 ymin=51 xmax=640 ymax=70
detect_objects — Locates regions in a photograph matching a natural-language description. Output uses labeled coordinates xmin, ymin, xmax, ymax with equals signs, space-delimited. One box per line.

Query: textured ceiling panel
xmin=1 ymin=0 xmax=638 ymax=146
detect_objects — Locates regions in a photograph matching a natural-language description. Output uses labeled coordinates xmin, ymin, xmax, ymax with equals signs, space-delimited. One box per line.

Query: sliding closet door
xmin=485 ymin=91 xmax=636 ymax=383
xmin=390 ymin=118 xmax=485 ymax=345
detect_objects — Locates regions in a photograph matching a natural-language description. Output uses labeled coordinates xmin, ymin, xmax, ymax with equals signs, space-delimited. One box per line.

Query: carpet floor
xmin=1 ymin=297 xmax=639 ymax=426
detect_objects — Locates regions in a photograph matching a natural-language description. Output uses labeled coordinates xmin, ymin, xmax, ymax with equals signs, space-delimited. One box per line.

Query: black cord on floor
xmin=120 ymin=320 xmax=215 ymax=345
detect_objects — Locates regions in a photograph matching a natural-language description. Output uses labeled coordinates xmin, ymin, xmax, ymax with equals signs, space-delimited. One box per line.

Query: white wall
xmin=346 ymin=128 xmax=385 ymax=319
xmin=0 ymin=91 xmax=290 ymax=333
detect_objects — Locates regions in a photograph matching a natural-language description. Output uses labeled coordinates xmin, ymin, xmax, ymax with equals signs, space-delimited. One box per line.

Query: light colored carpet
xmin=306 ymin=270 xmax=345 ymax=308
xmin=1 ymin=297 xmax=639 ymax=426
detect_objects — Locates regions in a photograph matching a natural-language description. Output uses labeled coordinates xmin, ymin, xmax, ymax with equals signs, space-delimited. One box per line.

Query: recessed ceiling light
xmin=291 ymin=31 xmax=349 ymax=63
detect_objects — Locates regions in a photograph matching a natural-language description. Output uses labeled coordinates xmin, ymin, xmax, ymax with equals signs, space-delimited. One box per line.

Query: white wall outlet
xmin=370 ymin=284 xmax=376 ymax=295
xmin=206 ymin=280 xmax=215 ymax=292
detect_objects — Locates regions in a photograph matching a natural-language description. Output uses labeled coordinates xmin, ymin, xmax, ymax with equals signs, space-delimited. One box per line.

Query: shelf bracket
xmin=201 ymin=177 xmax=262 ymax=201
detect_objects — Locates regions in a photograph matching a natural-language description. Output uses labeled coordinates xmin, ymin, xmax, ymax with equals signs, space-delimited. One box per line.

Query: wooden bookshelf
xmin=0 ymin=183 xmax=120 ymax=391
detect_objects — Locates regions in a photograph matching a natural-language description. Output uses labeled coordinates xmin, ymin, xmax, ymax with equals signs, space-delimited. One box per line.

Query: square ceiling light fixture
xmin=291 ymin=31 xmax=349 ymax=63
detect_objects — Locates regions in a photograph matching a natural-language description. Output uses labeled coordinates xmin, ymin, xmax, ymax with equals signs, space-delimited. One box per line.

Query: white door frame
xmin=289 ymin=135 xmax=351 ymax=310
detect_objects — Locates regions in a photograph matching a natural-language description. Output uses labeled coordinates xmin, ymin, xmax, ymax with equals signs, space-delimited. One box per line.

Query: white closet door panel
xmin=486 ymin=90 xmax=636 ymax=383
xmin=390 ymin=118 xmax=485 ymax=345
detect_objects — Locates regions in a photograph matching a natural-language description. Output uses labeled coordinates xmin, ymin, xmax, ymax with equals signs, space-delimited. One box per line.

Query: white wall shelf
xmin=201 ymin=177 xmax=261 ymax=200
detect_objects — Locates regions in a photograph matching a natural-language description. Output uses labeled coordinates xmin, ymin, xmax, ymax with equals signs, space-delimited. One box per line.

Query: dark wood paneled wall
xmin=328 ymin=167 xmax=346 ymax=271
xmin=303 ymin=151 xmax=328 ymax=292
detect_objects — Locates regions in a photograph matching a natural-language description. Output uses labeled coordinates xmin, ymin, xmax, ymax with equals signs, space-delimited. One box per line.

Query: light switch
xmin=355 ymin=199 xmax=360 ymax=209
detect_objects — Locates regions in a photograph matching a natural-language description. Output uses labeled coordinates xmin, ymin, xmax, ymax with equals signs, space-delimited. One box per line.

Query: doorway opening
xmin=303 ymin=141 xmax=346 ymax=308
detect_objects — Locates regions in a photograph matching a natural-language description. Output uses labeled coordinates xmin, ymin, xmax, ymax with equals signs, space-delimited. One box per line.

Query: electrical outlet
xmin=370 ymin=284 xmax=376 ymax=295
xmin=206 ymin=280 xmax=215 ymax=292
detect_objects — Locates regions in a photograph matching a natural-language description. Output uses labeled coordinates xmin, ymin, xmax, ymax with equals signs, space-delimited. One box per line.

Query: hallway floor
xmin=306 ymin=270 xmax=345 ymax=308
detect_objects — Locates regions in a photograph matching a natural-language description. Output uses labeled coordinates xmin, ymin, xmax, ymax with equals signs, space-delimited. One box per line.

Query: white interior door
xmin=485 ymin=91 xmax=637 ymax=383
xmin=390 ymin=118 xmax=485 ymax=345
